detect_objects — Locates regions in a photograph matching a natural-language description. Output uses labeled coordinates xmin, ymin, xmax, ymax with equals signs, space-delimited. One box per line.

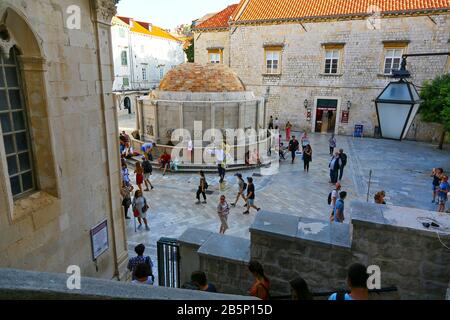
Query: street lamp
xmin=375 ymin=52 xmax=450 ymax=140
xmin=346 ymin=101 xmax=351 ymax=110
xmin=304 ymin=99 xmax=309 ymax=109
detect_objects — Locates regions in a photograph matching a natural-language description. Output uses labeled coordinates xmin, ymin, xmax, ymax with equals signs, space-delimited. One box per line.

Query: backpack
xmin=327 ymin=191 xmax=333 ymax=205
xmin=142 ymin=160 xmax=152 ymax=173
xmin=204 ymin=179 xmax=209 ymax=189
xmin=243 ymin=182 xmax=248 ymax=191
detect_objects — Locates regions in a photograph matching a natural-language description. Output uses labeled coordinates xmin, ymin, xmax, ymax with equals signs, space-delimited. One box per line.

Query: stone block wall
xmin=194 ymin=31 xmax=230 ymax=66
xmin=179 ymin=203 xmax=450 ymax=299
xmin=195 ymin=14 xmax=450 ymax=140
xmin=0 ymin=0 xmax=128 ymax=280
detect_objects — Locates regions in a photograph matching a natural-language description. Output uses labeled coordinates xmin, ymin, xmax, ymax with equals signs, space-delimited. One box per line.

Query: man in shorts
xmin=243 ymin=177 xmax=261 ymax=215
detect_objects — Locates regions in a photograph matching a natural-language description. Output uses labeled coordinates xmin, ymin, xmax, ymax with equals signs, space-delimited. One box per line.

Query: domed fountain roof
xmin=159 ymin=63 xmax=246 ymax=92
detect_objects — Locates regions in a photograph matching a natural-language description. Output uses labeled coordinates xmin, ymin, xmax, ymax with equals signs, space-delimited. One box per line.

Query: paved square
xmin=123 ymin=129 xmax=450 ymax=277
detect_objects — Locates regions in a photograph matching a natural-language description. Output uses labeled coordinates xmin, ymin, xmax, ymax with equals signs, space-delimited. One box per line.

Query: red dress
xmin=136 ymin=173 xmax=144 ymax=184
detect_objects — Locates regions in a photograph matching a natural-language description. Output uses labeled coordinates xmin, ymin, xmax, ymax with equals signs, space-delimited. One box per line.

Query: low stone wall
xmin=0 ymin=268 xmax=255 ymax=300
xmin=179 ymin=202 xmax=450 ymax=299
xmin=350 ymin=202 xmax=450 ymax=300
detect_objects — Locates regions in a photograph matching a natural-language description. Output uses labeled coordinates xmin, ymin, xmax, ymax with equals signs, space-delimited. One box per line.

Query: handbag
xmin=133 ymin=206 xmax=140 ymax=217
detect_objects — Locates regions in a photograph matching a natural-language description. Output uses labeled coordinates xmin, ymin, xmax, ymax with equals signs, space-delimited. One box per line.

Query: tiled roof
xmin=195 ymin=4 xmax=239 ymax=30
xmin=234 ymin=0 xmax=450 ymax=22
xmin=159 ymin=63 xmax=246 ymax=92
xmin=114 ymin=16 xmax=181 ymax=42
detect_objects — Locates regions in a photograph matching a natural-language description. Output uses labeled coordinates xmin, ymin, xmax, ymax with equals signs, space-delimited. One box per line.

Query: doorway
xmin=124 ymin=97 xmax=131 ymax=114
xmin=314 ymin=99 xmax=338 ymax=133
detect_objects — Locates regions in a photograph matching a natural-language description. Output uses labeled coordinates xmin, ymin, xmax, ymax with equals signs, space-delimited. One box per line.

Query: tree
xmin=184 ymin=41 xmax=194 ymax=63
xmin=419 ymin=73 xmax=450 ymax=149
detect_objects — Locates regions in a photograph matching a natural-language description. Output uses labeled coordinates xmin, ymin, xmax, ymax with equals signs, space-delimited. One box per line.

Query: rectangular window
xmin=123 ymin=77 xmax=129 ymax=86
xmin=121 ymin=51 xmax=128 ymax=66
xmin=119 ymin=28 xmax=126 ymax=38
xmin=324 ymin=50 xmax=340 ymax=74
xmin=384 ymin=48 xmax=404 ymax=74
xmin=208 ymin=50 xmax=222 ymax=64
xmin=0 ymin=49 xmax=35 ymax=198
xmin=159 ymin=68 xmax=164 ymax=80
xmin=142 ymin=68 xmax=147 ymax=81
xmin=265 ymin=49 xmax=281 ymax=74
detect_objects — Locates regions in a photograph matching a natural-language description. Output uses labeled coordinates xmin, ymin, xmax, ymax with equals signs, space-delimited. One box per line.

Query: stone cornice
xmin=92 ymin=0 xmax=119 ymax=23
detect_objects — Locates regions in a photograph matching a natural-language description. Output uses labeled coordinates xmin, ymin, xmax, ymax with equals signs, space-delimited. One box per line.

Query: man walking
xmin=142 ymin=155 xmax=154 ymax=191
xmin=268 ymin=116 xmax=274 ymax=130
xmin=216 ymin=147 xmax=226 ymax=183
xmin=243 ymin=177 xmax=261 ymax=215
xmin=328 ymin=182 xmax=341 ymax=219
xmin=231 ymin=173 xmax=247 ymax=207
xmin=333 ymin=191 xmax=347 ymax=223
xmin=288 ymin=136 xmax=300 ymax=164
xmin=329 ymin=152 xmax=342 ymax=183
xmin=338 ymin=149 xmax=348 ymax=181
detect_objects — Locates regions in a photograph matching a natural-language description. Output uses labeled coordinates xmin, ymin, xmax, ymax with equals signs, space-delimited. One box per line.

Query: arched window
xmin=0 ymin=47 xmax=35 ymax=198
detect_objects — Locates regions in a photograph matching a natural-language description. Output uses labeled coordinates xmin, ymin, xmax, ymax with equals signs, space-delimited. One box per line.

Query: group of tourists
xmin=431 ymin=168 xmax=450 ymax=213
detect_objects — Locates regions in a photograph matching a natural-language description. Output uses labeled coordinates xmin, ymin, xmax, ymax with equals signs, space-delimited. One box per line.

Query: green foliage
xmin=184 ymin=41 xmax=194 ymax=63
xmin=419 ymin=73 xmax=450 ymax=132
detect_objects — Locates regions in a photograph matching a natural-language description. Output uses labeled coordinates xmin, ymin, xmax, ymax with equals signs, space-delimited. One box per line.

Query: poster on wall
xmin=341 ymin=111 xmax=349 ymax=124
xmin=90 ymin=219 xmax=109 ymax=260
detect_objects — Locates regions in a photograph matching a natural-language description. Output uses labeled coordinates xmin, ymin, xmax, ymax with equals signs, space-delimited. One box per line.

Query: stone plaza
xmin=121 ymin=112 xmax=450 ymax=284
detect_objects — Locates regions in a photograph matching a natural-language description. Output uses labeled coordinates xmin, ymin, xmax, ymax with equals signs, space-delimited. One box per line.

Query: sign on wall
xmin=341 ymin=111 xmax=349 ymax=124
xmin=90 ymin=219 xmax=109 ymax=260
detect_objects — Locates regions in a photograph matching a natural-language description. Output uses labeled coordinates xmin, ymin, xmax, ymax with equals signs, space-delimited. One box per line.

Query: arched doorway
xmin=124 ymin=97 xmax=131 ymax=114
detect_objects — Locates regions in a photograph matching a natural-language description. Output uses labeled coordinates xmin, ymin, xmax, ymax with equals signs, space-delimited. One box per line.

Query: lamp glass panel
xmin=378 ymin=83 xmax=412 ymax=101
xmin=377 ymin=102 xmax=411 ymax=139
xmin=402 ymin=103 xmax=420 ymax=140
xmin=410 ymin=84 xmax=420 ymax=102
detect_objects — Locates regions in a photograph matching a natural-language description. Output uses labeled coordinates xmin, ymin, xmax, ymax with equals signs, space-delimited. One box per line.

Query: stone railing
xmin=178 ymin=201 xmax=450 ymax=300
xmin=0 ymin=268 xmax=256 ymax=300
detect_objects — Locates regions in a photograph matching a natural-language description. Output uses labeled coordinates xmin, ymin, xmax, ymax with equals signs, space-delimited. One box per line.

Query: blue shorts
xmin=248 ymin=198 xmax=255 ymax=206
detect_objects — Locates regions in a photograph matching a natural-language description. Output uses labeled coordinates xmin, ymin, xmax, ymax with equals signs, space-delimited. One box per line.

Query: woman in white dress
xmin=132 ymin=190 xmax=150 ymax=230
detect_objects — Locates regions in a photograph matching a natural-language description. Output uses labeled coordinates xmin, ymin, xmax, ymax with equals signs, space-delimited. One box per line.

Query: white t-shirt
xmin=215 ymin=149 xmax=224 ymax=164
xmin=331 ymin=189 xmax=339 ymax=207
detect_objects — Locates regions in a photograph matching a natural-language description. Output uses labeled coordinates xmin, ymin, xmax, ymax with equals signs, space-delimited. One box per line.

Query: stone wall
xmin=194 ymin=31 xmax=230 ymax=66
xmin=0 ymin=0 xmax=128 ymax=280
xmin=195 ymin=14 xmax=450 ymax=140
xmin=179 ymin=202 xmax=450 ymax=299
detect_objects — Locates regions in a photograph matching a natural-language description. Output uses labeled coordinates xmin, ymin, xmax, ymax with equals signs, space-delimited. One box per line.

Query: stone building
xmin=137 ymin=63 xmax=265 ymax=159
xmin=193 ymin=0 xmax=450 ymax=141
xmin=0 ymin=0 xmax=128 ymax=280
xmin=111 ymin=16 xmax=185 ymax=115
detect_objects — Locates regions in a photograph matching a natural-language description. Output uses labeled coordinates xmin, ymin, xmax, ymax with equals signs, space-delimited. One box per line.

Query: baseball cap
xmin=235 ymin=173 xmax=242 ymax=178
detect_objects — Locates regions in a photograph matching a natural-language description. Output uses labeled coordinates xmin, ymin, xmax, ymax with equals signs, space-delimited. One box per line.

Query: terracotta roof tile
xmin=234 ymin=0 xmax=450 ymax=22
xmin=195 ymin=4 xmax=240 ymax=30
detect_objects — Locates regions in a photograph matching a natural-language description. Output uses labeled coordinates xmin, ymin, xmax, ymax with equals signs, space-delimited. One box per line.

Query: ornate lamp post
xmin=375 ymin=52 xmax=450 ymax=140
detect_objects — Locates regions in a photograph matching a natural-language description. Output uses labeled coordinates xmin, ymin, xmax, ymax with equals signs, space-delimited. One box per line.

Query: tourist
xmin=216 ymin=147 xmax=226 ymax=183
xmin=231 ymin=173 xmax=247 ymax=207
xmin=134 ymin=161 xmax=144 ymax=193
xmin=120 ymin=182 xmax=134 ymax=219
xmin=285 ymin=121 xmax=293 ymax=141
xmin=329 ymin=263 xmax=369 ymax=300
xmin=290 ymin=277 xmax=313 ymax=300
xmin=303 ymin=144 xmax=312 ymax=172
xmin=196 ymin=171 xmax=208 ymax=204
xmin=141 ymin=141 xmax=153 ymax=161
xmin=268 ymin=116 xmax=274 ymax=130
xmin=329 ymin=152 xmax=342 ymax=184
xmin=437 ymin=175 xmax=449 ymax=213
xmin=191 ymin=271 xmax=217 ymax=292
xmin=328 ymin=182 xmax=342 ymax=219
xmin=131 ymin=263 xmax=154 ymax=285
xmin=431 ymin=168 xmax=444 ymax=203
xmin=274 ymin=117 xmax=280 ymax=130
xmin=279 ymin=142 xmax=287 ymax=160
xmin=142 ymin=155 xmax=154 ymax=191
xmin=374 ymin=191 xmax=386 ymax=204
xmin=301 ymin=132 xmax=310 ymax=151
xmin=243 ymin=177 xmax=261 ymax=214
xmin=288 ymin=136 xmax=300 ymax=164
xmin=217 ymin=195 xmax=230 ymax=234
xmin=338 ymin=148 xmax=348 ymax=181
xmin=248 ymin=260 xmax=270 ymax=300
xmin=332 ymin=191 xmax=347 ymax=223
xmin=132 ymin=190 xmax=150 ymax=230
xmin=159 ymin=150 xmax=171 ymax=176
xmin=329 ymin=133 xmax=336 ymax=155
xmin=127 ymin=243 xmax=154 ymax=281
xmin=121 ymin=162 xmax=130 ymax=187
